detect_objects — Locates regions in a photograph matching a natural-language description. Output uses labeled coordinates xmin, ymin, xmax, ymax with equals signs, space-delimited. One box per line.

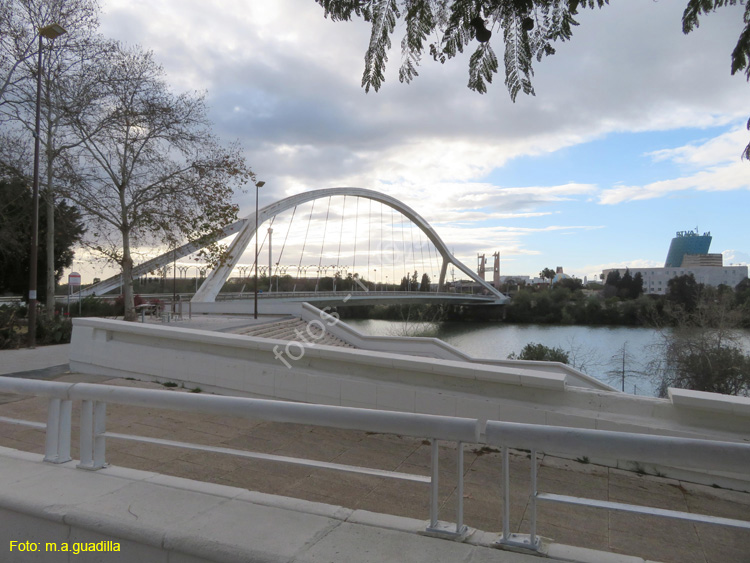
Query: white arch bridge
xmin=81 ymin=188 xmax=509 ymax=306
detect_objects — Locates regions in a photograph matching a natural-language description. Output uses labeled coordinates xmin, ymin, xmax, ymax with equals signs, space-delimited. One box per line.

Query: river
xmin=344 ymin=319 xmax=746 ymax=397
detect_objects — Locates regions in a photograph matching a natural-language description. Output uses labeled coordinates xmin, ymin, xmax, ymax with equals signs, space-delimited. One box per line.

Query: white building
xmin=601 ymin=264 xmax=748 ymax=295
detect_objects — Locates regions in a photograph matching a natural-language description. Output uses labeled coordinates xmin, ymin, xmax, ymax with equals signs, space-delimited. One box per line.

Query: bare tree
xmin=648 ymin=289 xmax=750 ymax=397
xmin=1 ymin=0 xmax=100 ymax=315
xmin=0 ymin=0 xmax=98 ymax=107
xmin=606 ymin=341 xmax=640 ymax=393
xmin=60 ymin=43 xmax=254 ymax=321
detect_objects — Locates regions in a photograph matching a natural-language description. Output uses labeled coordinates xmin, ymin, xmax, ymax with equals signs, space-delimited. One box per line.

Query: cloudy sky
xmin=77 ymin=0 xmax=750 ymax=284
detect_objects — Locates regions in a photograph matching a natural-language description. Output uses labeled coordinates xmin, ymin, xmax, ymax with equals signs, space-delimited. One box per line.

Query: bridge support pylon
xmin=438 ymin=259 xmax=448 ymax=292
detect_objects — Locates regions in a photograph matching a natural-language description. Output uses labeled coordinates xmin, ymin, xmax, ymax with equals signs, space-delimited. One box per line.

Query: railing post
xmin=502 ymin=445 xmax=510 ymax=541
xmin=456 ymin=441 xmax=465 ymax=535
xmin=44 ymin=398 xmax=71 ymax=464
xmin=530 ymin=449 xmax=538 ymax=548
xmin=78 ymin=400 xmax=106 ymax=470
xmin=93 ymin=401 xmax=107 ymax=468
xmin=78 ymin=400 xmax=93 ymax=468
xmin=430 ymin=438 xmax=439 ymax=529
xmin=495 ymin=445 xmax=541 ymax=551
xmin=424 ymin=439 xmax=469 ymax=540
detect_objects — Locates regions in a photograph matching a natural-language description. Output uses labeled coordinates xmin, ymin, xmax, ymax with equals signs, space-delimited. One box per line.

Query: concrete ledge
xmin=0 ymin=447 xmax=555 ymax=563
xmin=69 ymin=318 xmax=750 ymax=451
xmin=301 ymin=303 xmax=612 ymax=391
xmin=669 ymin=388 xmax=750 ymax=418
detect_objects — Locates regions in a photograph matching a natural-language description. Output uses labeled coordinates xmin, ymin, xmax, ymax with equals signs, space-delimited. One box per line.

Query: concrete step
xmin=230 ymin=318 xmax=355 ymax=348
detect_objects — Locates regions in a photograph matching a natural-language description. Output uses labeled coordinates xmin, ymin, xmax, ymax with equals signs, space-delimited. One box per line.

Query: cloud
xmin=646 ymin=127 xmax=750 ymax=167
xmin=578 ymin=259 xmax=664 ymax=280
xmin=598 ymin=126 xmax=750 ymax=206
xmin=722 ymin=249 xmax=750 ymax=265
xmin=88 ymin=0 xmax=750 ymax=280
xmin=102 ymin=0 xmax=749 ymax=206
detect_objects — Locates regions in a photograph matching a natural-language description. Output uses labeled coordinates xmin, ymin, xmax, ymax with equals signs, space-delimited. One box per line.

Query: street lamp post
xmin=253 ymin=181 xmax=265 ymax=319
xmin=28 ymin=23 xmax=66 ymax=348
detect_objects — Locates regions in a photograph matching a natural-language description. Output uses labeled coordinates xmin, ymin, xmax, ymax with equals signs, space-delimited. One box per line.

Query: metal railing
xmin=0 ymin=376 xmax=478 ymax=539
xmin=484 ymin=420 xmax=750 ymax=549
xmin=215 ymin=290 xmax=498 ymax=301
xmin=0 ymin=376 xmax=749 ymax=551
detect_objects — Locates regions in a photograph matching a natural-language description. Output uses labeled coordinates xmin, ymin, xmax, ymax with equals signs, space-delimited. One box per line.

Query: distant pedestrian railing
xmin=484 ymin=420 xmax=750 ymax=549
xmin=0 ymin=376 xmax=748 ymax=553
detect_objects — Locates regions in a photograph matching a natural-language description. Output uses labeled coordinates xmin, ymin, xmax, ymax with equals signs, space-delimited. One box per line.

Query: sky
xmin=71 ymin=0 xmax=750 ymax=284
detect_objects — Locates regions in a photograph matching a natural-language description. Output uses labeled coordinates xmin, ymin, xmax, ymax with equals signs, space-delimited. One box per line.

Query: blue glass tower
xmin=664 ymin=230 xmax=712 ymax=267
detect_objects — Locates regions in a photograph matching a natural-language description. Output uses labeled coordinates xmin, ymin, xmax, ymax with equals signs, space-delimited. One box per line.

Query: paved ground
xmin=1 ymin=343 xmax=749 ymax=563
xmin=140 ymin=312 xmax=288 ymax=333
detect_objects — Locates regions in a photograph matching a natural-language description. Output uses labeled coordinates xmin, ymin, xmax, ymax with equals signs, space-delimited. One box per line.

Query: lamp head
xmin=256 ymin=181 xmax=265 ymax=188
xmin=39 ymin=24 xmax=67 ymax=39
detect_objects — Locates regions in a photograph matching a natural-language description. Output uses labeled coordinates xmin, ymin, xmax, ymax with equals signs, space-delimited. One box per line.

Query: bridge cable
xmin=296 ymin=200 xmax=316 ymax=289
xmin=367 ymin=198 xmax=371 ymax=286
xmin=352 ymin=197 xmax=359 ymax=276
xmin=400 ymin=211 xmax=407 ymax=287
xmin=274 ymin=205 xmax=297 ymax=279
xmin=335 ymin=196 xmax=346 ymax=276
xmin=432 ymin=238 xmax=440 ymax=290
xmin=409 ymin=219 xmax=416 ymax=287
xmin=255 ymin=215 xmax=277 ymax=277
xmin=391 ymin=207 xmax=396 ymax=289
xmin=379 ymin=201 xmax=384 ymax=289
xmin=316 ymin=196 xmax=332 ymax=288
xmin=428 ymin=236 xmax=437 ymax=290
xmin=418 ymin=228 xmax=426 ymax=287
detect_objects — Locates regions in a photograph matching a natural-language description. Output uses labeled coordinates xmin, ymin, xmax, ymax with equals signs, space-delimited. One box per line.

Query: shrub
xmin=35 ymin=313 xmax=73 ymax=345
xmin=508 ymin=342 xmax=570 ymax=364
xmin=0 ymin=305 xmax=23 ymax=349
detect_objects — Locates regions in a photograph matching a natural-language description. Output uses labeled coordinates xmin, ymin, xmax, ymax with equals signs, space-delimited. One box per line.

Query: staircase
xmin=231 ymin=318 xmax=355 ymax=348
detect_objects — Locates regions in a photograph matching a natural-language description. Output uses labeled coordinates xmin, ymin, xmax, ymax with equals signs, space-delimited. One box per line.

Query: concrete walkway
xmin=0 ymin=344 xmax=70 ymax=376
xmin=1 ymin=345 xmax=749 ymax=563
xmin=0 ymin=447 xmax=547 ymax=563
xmin=140 ymin=313 xmax=288 ymax=333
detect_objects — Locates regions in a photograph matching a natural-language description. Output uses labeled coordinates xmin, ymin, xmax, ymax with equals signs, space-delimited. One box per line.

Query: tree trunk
xmin=121 ymin=229 xmax=136 ymax=321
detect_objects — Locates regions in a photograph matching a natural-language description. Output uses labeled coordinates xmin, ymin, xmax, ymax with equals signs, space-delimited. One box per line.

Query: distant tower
xmin=492 ymin=252 xmax=500 ymax=289
xmin=477 ymin=254 xmax=486 ymax=280
xmin=665 ymin=229 xmax=712 ymax=267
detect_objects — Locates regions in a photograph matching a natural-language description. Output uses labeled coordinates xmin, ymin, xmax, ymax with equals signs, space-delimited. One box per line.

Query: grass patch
xmin=471 ymin=446 xmax=501 ymax=456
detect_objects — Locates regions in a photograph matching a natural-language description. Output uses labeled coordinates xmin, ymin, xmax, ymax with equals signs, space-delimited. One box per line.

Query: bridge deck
xmin=215 ymin=290 xmax=504 ymax=306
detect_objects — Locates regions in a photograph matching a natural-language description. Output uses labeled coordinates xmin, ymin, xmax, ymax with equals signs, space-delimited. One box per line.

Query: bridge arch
xmin=193 ymin=187 xmax=507 ymax=303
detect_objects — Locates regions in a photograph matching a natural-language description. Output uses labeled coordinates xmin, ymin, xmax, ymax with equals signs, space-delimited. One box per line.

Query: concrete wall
xmin=70 ymin=318 xmax=750 ymax=449
xmin=298 ymin=303 xmax=612 ymax=391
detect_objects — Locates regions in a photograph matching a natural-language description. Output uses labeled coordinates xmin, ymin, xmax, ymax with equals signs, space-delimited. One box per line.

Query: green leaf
xmin=399 ymin=0 xmax=435 ymax=83
xmin=501 ymin=14 xmax=535 ymax=101
xmin=362 ymin=0 xmax=400 ymax=92
xmin=467 ymin=43 xmax=498 ymax=94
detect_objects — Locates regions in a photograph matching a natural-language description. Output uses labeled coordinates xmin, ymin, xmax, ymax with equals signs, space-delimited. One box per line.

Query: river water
xmin=343 ymin=320 xmax=683 ymax=397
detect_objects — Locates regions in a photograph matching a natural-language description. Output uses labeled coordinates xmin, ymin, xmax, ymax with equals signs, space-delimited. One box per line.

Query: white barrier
xmin=484 ymin=420 xmax=750 ymax=550
xmin=69 ymin=318 xmax=750 ymax=456
xmin=301 ymin=303 xmax=612 ymax=390
xmin=0 ymin=376 xmax=748 ymax=556
xmin=0 ymin=376 xmax=479 ymax=538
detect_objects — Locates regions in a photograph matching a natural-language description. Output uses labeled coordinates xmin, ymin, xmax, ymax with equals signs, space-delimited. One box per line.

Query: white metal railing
xmin=484 ymin=420 xmax=750 ymax=549
xmin=0 ymin=376 xmax=478 ymax=539
xmin=0 ymin=376 xmax=749 ymax=552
